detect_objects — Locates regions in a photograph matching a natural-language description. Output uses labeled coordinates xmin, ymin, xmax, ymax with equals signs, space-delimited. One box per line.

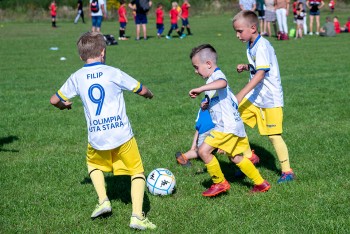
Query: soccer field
xmin=0 ymin=11 xmax=350 ymax=233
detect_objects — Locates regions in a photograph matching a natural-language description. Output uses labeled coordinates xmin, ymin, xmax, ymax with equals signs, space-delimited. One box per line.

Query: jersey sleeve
xmin=255 ymin=44 xmax=271 ymax=72
xmin=56 ymin=75 xmax=78 ymax=102
xmin=114 ymin=70 xmax=143 ymax=94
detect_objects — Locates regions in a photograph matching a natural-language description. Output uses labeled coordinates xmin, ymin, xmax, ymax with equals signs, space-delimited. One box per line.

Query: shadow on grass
xmin=81 ymin=175 xmax=151 ymax=215
xmin=0 ymin=135 xmax=19 ymax=152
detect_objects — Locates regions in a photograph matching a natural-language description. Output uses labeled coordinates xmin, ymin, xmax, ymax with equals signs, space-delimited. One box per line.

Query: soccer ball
xmin=146 ymin=168 xmax=176 ymax=196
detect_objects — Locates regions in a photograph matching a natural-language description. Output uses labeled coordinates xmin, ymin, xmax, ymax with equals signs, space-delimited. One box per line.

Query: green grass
xmin=1 ymin=10 xmax=350 ymax=233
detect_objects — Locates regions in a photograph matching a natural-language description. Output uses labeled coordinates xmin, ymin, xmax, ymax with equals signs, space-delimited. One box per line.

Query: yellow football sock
xmin=243 ymin=147 xmax=253 ymax=159
xmin=131 ymin=174 xmax=146 ymax=218
xmin=88 ymin=165 xmax=107 ymax=204
xmin=236 ymin=157 xmax=264 ymax=185
xmin=205 ymin=157 xmax=225 ymax=184
xmin=269 ymin=135 xmax=291 ymax=172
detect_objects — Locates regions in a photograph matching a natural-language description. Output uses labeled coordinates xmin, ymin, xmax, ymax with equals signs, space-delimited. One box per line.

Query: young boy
xmin=180 ymin=0 xmax=192 ymax=36
xmin=155 ymin=3 xmax=165 ymax=38
xmin=49 ymin=0 xmax=57 ymax=28
xmin=50 ymin=32 xmax=156 ymax=230
xmin=189 ymin=44 xmax=270 ymax=197
xmin=118 ymin=0 xmax=128 ymax=40
xmin=166 ymin=2 xmax=186 ymax=39
xmin=232 ymin=10 xmax=295 ymax=183
xmin=175 ymin=107 xmax=215 ymax=167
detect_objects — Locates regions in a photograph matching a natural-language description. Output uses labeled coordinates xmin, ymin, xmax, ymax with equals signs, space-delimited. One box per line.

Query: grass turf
xmin=0 ymin=11 xmax=350 ymax=233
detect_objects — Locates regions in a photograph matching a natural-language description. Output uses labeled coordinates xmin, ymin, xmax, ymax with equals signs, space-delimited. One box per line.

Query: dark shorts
xmin=182 ymin=18 xmax=189 ymax=26
xmin=120 ymin=22 xmax=127 ymax=29
xmin=257 ymin=10 xmax=265 ymax=19
xmin=135 ymin=14 xmax=147 ymax=24
xmin=309 ymin=10 xmax=320 ymax=16
xmin=156 ymin=23 xmax=164 ymax=30
xmin=92 ymin=16 xmax=103 ymax=28
xmin=170 ymin=23 xmax=178 ymax=30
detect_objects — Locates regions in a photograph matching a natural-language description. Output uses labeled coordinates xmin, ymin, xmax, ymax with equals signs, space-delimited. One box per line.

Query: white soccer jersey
xmin=246 ymin=35 xmax=284 ymax=108
xmin=56 ymin=62 xmax=142 ymax=150
xmin=205 ymin=68 xmax=246 ymax=137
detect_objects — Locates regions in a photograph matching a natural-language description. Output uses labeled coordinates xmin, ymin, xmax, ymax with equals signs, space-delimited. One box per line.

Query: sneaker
xmin=315 ymin=32 xmax=319 ymax=35
xmin=130 ymin=214 xmax=156 ymax=230
xmin=249 ymin=150 xmax=260 ymax=164
xmin=309 ymin=32 xmax=313 ymax=35
xmin=175 ymin=152 xmax=191 ymax=167
xmin=91 ymin=199 xmax=112 ymax=219
xmin=251 ymin=180 xmax=271 ymax=193
xmin=179 ymin=34 xmax=186 ymax=39
xmin=277 ymin=170 xmax=295 ymax=183
xmin=202 ymin=180 xmax=230 ymax=197
xmin=166 ymin=35 xmax=171 ymax=39
xmin=235 ymin=150 xmax=260 ymax=177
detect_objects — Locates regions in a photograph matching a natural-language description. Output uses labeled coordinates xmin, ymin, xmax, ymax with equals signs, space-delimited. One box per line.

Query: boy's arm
xmin=50 ymin=94 xmax=72 ymax=110
xmin=137 ymin=85 xmax=154 ymax=99
xmin=190 ymin=130 xmax=199 ymax=150
xmin=189 ymin=79 xmax=227 ymax=98
xmin=235 ymin=70 xmax=265 ymax=104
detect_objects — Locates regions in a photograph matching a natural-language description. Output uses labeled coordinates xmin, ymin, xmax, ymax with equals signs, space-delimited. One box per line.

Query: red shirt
xmin=334 ymin=21 xmax=341 ymax=33
xmin=181 ymin=3 xmax=189 ymax=18
xmin=118 ymin=5 xmax=127 ymax=23
xmin=346 ymin=21 xmax=350 ymax=32
xmin=156 ymin=8 xmax=164 ymax=24
xmin=170 ymin=8 xmax=179 ymax=24
xmin=50 ymin=3 xmax=57 ymax=16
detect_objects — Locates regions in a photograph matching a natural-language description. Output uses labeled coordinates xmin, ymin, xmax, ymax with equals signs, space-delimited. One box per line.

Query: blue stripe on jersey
xmin=56 ymin=90 xmax=68 ymax=101
xmin=134 ymin=83 xmax=143 ymax=93
xmin=83 ymin=62 xmax=104 ymax=67
xmin=214 ymin=67 xmax=221 ymax=72
xmin=247 ymin=34 xmax=261 ymax=50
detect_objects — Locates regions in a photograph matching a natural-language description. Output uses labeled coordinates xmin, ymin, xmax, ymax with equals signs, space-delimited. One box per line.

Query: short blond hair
xmin=77 ymin=32 xmax=106 ymax=62
xmin=232 ymin=10 xmax=259 ymax=27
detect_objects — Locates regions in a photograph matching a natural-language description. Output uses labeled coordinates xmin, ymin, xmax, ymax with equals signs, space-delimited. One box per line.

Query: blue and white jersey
xmin=205 ymin=68 xmax=246 ymax=137
xmin=56 ymin=62 xmax=142 ymax=150
xmin=246 ymin=35 xmax=284 ymax=108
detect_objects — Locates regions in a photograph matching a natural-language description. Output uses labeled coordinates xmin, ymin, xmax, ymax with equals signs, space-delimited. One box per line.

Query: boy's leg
xmin=199 ymin=143 xmax=230 ymax=197
xmin=88 ymin=165 xmax=108 ymax=203
xmin=130 ymin=174 xmax=146 ymax=218
xmin=88 ymin=164 xmax=112 ymax=219
xmin=230 ymin=156 xmax=269 ymax=191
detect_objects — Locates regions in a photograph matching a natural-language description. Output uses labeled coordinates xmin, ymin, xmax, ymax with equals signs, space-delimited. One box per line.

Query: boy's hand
xmin=201 ymin=95 xmax=210 ymax=110
xmin=236 ymin=64 xmax=248 ymax=73
xmin=58 ymin=101 xmax=72 ymax=110
xmin=144 ymin=89 xmax=154 ymax=99
xmin=201 ymin=101 xmax=209 ymax=110
xmin=189 ymin=88 xmax=202 ymax=98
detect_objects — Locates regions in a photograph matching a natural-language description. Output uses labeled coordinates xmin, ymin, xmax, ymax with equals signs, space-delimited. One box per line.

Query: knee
xmin=268 ymin=134 xmax=282 ymax=143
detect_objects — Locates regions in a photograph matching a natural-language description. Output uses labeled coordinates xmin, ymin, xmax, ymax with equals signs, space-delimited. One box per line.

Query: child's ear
xmin=251 ymin=24 xmax=258 ymax=33
xmin=206 ymin=60 xmax=212 ymax=69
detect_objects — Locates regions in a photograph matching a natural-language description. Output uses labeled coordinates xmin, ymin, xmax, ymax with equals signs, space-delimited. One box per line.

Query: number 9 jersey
xmin=56 ymin=62 xmax=143 ymax=150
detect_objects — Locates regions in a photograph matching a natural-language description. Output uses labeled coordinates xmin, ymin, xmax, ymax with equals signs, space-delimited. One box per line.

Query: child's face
xmin=191 ymin=55 xmax=211 ymax=79
xmin=233 ymin=19 xmax=255 ymax=43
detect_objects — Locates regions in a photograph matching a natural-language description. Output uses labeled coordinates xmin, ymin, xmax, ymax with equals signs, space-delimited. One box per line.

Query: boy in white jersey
xmin=233 ymin=10 xmax=295 ymax=183
xmin=50 ymin=32 xmax=156 ymax=230
xmin=189 ymin=44 xmax=270 ymax=197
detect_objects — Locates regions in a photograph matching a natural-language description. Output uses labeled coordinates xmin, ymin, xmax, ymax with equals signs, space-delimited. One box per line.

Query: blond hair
xmin=77 ymin=32 xmax=106 ymax=62
xmin=232 ymin=10 xmax=259 ymax=27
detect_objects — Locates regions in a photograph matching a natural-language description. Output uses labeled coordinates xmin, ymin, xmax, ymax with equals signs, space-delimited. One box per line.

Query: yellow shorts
xmin=204 ymin=130 xmax=249 ymax=157
xmin=239 ymin=98 xmax=283 ymax=135
xmin=86 ymin=137 xmax=144 ymax=176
